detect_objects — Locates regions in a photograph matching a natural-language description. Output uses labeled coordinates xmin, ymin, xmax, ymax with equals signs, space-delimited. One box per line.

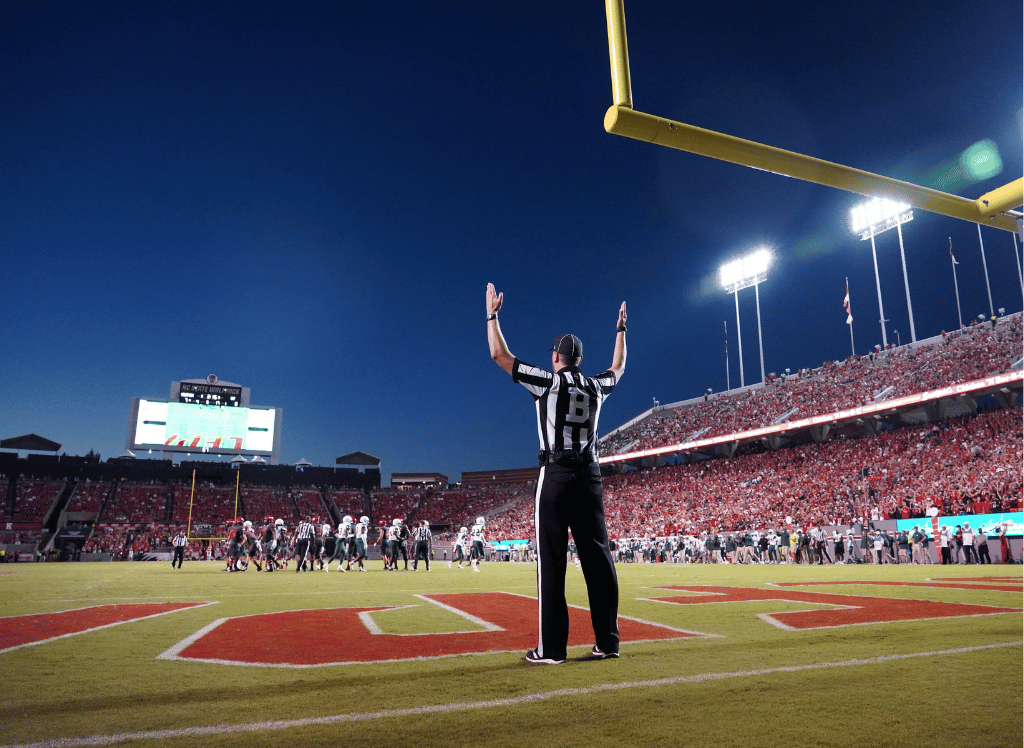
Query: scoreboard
xmin=178 ymin=381 xmax=243 ymax=406
xmin=126 ymin=376 xmax=282 ymax=463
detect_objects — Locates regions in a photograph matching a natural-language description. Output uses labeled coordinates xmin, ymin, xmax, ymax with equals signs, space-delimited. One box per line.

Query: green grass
xmin=0 ymin=560 xmax=1020 ymax=747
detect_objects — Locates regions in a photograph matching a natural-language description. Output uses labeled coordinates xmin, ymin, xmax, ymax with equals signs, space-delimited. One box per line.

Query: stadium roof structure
xmin=336 ymin=451 xmax=380 ymax=466
xmin=0 ymin=433 xmax=62 ymax=453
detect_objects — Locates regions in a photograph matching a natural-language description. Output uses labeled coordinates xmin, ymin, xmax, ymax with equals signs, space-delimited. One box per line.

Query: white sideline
xmin=3 ymin=640 xmax=1020 ymax=748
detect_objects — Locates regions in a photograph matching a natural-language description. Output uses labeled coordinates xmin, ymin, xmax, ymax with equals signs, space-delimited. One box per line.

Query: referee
xmin=171 ymin=531 xmax=187 ymax=568
xmin=294 ymin=516 xmax=314 ymax=572
xmin=486 ymin=282 xmax=626 ymax=664
xmin=411 ymin=520 xmax=432 ymax=571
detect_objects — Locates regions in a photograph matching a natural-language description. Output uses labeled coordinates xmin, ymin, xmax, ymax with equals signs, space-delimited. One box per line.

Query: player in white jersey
xmin=450 ymin=526 xmax=468 ymax=568
xmin=349 ymin=516 xmax=368 ymax=571
xmin=469 ymin=517 xmax=485 ymax=572
xmin=326 ymin=518 xmax=349 ymax=573
xmin=384 ymin=520 xmax=401 ymax=570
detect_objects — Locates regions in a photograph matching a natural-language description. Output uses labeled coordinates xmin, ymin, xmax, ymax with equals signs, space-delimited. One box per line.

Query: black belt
xmin=539 ymin=449 xmax=596 ymax=467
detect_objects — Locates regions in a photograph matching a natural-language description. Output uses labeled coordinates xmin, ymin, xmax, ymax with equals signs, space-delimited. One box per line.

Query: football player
xmin=470 ymin=517 xmax=485 ymax=572
xmin=349 ymin=516 xmax=368 ymax=571
xmin=452 ymin=525 xmax=469 ymax=568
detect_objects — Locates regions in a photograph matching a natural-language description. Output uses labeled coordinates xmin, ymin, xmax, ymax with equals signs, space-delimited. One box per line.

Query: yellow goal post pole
xmin=233 ymin=469 xmax=240 ymax=524
xmin=184 ymin=468 xmax=230 ymax=544
xmin=602 ymin=0 xmax=1021 ymax=233
xmin=186 ymin=469 xmax=196 ymax=541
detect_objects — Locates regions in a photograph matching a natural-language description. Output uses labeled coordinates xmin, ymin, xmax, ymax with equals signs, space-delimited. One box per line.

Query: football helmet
xmin=459 ymin=526 xmax=468 ymax=534
xmin=476 ymin=517 xmax=485 ymax=526
xmin=360 ymin=516 xmax=369 ymax=525
xmin=343 ymin=515 xmax=353 ymax=525
xmin=392 ymin=518 xmax=401 ymax=527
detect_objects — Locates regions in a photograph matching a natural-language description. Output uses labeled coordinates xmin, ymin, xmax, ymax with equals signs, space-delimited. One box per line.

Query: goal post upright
xmin=186 ymin=469 xmax=196 ymax=540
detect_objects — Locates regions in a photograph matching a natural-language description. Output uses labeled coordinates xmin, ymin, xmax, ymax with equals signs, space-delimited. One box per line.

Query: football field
xmin=0 ymin=559 xmax=1020 ymax=747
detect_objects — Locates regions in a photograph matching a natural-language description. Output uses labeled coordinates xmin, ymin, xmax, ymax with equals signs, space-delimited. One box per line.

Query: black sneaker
xmin=590 ymin=645 xmax=619 ymax=659
xmin=525 ymin=648 xmax=565 ymax=665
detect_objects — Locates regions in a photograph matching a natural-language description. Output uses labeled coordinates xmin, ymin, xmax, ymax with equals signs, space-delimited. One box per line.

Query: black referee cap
xmin=550 ymin=334 xmax=582 ymax=358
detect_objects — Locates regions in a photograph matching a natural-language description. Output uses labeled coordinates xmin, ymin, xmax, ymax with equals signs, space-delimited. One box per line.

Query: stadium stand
xmin=601 ymin=317 xmax=1021 ymax=455
xmin=3 ymin=314 xmax=1019 ymax=558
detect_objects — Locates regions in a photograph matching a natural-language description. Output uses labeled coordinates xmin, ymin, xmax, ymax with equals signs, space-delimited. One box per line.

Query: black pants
xmin=294 ymin=539 xmax=310 ymax=570
xmin=413 ymin=541 xmax=430 ymax=570
xmin=172 ymin=547 xmax=184 ymax=568
xmin=535 ymin=462 xmax=618 ymax=660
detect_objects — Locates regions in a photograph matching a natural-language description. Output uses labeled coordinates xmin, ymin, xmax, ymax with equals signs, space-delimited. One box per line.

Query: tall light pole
xmin=949 ymin=238 xmax=963 ymax=335
xmin=724 ymin=320 xmax=730 ymax=391
xmin=850 ymin=197 xmax=917 ymax=346
xmin=720 ymin=246 xmax=772 ymax=387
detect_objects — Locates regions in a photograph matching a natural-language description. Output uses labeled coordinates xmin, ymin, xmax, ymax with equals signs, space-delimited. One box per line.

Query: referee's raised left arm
xmin=610 ymin=301 xmax=627 ymax=383
xmin=486 ymin=282 xmax=515 ymax=375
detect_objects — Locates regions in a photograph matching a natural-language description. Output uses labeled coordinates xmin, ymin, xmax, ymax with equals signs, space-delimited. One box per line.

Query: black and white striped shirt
xmin=295 ymin=521 xmax=314 ymax=541
xmin=412 ymin=525 xmax=431 ymax=543
xmin=172 ymin=534 xmax=187 ymax=547
xmin=512 ymin=359 xmax=616 ymax=457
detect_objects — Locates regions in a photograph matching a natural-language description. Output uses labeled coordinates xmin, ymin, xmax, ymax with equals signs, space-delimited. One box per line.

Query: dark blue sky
xmin=2 ymin=1 xmax=1021 ymax=482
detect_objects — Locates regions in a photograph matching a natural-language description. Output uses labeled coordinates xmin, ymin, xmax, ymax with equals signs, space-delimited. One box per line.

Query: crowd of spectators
xmin=101 ymin=482 xmax=170 ymax=524
xmin=169 ymin=483 xmax=239 ymax=524
xmin=328 ymin=490 xmax=366 ymax=520
xmin=477 ymin=406 xmax=1020 ymax=542
xmin=7 ymin=315 xmax=1019 ymax=557
xmin=9 ymin=480 xmax=63 ymax=523
xmin=601 ymin=315 xmax=1021 ymax=456
xmin=64 ymin=480 xmax=110 ymax=513
xmin=291 ymin=488 xmax=328 ymax=519
xmin=237 ymin=485 xmax=294 ymax=523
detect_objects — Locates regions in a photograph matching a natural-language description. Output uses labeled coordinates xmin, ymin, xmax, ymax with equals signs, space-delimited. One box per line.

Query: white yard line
xmin=3 ymin=640 xmax=1020 ymax=748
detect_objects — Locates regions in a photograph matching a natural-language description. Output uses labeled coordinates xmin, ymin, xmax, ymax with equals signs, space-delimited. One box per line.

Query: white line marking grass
xmin=4 ymin=640 xmax=1020 ymax=748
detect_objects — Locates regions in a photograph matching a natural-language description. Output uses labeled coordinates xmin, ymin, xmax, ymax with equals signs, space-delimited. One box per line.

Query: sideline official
xmin=485 ymin=282 xmax=626 ymax=665
xmin=171 ymin=531 xmax=187 ymax=568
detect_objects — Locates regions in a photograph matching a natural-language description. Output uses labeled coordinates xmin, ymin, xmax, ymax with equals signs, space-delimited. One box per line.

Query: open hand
xmin=486 ymin=283 xmax=504 ymax=315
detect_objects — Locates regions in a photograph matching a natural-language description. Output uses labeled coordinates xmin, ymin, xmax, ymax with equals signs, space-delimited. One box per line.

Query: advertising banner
xmin=896 ymin=512 xmax=1022 ymax=538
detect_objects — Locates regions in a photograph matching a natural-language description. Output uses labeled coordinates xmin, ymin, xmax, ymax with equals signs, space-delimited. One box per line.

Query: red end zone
xmin=0 ymin=602 xmax=212 ymax=654
xmin=160 ymin=592 xmax=701 ymax=666
xmin=646 ymin=585 xmax=1021 ymax=630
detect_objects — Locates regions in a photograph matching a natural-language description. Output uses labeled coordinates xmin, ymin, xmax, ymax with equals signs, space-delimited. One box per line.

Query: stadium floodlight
xmin=849 ymin=197 xmax=917 ymax=348
xmin=720 ymin=246 xmax=772 ymax=293
xmin=720 ymin=246 xmax=773 ymax=387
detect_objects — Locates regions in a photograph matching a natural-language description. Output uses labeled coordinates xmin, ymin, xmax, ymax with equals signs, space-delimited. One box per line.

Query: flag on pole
xmin=949 ymin=239 xmax=959 ymax=265
xmin=843 ymin=280 xmax=853 ymax=325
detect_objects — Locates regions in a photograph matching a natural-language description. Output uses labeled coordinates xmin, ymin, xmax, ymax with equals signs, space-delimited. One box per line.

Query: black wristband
xmin=487 ymin=313 xmax=497 ymax=321
xmin=617 ymin=325 xmax=627 ymax=332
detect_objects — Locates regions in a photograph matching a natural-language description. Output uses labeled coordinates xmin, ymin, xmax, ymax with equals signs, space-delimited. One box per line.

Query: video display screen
xmin=133 ymin=399 xmax=276 ymax=454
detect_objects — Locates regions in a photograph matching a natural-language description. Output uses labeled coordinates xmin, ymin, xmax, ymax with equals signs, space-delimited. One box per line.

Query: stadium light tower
xmin=850 ymin=197 xmax=917 ymax=347
xmin=720 ymin=246 xmax=772 ymax=386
